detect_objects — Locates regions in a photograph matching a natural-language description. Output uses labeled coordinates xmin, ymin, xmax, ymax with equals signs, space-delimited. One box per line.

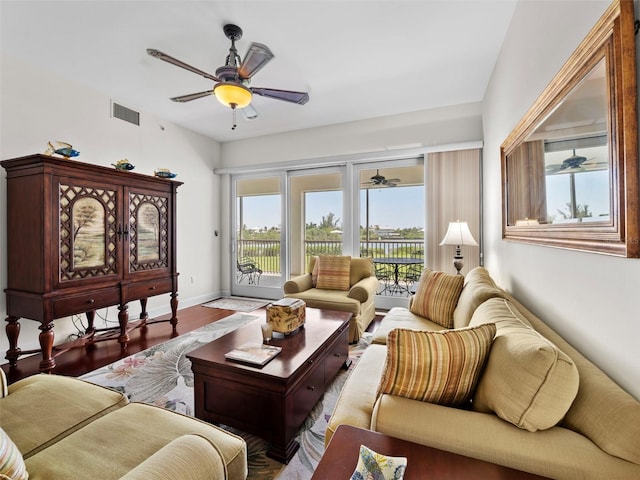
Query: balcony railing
xmin=237 ymin=239 xmax=424 ymax=274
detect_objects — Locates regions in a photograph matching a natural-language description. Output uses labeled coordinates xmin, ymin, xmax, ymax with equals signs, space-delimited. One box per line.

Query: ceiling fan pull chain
xmin=231 ymin=104 xmax=237 ymax=130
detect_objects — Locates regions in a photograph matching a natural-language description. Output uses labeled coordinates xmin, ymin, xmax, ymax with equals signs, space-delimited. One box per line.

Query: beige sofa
xmin=326 ymin=267 xmax=640 ymax=479
xmin=284 ymin=256 xmax=378 ymax=343
xmin=0 ymin=370 xmax=248 ymax=480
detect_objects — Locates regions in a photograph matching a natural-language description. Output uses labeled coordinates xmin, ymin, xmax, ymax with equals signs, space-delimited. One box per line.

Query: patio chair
xmin=403 ymin=263 xmax=424 ymax=293
xmin=374 ymin=262 xmax=395 ymax=295
xmin=237 ymin=256 xmax=263 ymax=285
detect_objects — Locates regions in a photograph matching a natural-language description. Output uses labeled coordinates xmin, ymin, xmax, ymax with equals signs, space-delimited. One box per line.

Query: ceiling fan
xmin=546 ymin=149 xmax=608 ymax=175
xmin=147 ymin=24 xmax=309 ymax=130
xmin=362 ymin=169 xmax=401 ymax=187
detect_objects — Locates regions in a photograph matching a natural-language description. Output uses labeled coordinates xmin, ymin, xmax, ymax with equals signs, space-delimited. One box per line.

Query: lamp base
xmin=452 ymin=255 xmax=464 ymax=275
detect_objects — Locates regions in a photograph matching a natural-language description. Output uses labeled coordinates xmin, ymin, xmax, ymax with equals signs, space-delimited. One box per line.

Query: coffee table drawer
xmin=290 ymin=360 xmax=325 ymax=426
xmin=324 ymin=324 xmax=349 ymax=382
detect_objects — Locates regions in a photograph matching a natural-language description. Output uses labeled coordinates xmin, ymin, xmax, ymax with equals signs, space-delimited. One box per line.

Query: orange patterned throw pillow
xmin=410 ymin=268 xmax=464 ymax=328
xmin=377 ymin=324 xmax=496 ymax=406
xmin=315 ymin=255 xmax=352 ymax=291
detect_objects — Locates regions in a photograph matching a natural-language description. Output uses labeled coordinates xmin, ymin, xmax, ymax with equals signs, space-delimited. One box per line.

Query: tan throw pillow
xmin=453 ymin=266 xmax=505 ymax=329
xmin=469 ymin=298 xmax=579 ymax=432
xmin=377 ymin=324 xmax=496 ymax=407
xmin=0 ymin=427 xmax=28 ymax=480
xmin=315 ymin=255 xmax=351 ymax=291
xmin=410 ymin=269 xmax=464 ymax=328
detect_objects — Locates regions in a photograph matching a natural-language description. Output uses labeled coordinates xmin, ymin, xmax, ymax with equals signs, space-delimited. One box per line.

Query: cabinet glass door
xmin=58 ymin=180 xmax=119 ymax=285
xmin=128 ymin=190 xmax=170 ymax=274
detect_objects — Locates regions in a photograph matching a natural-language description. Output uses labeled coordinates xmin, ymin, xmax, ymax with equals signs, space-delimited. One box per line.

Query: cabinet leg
xmin=5 ymin=316 xmax=21 ymax=367
xmin=85 ymin=310 xmax=96 ymax=335
xmin=170 ymin=292 xmax=179 ymax=329
xmin=139 ymin=298 xmax=148 ymax=324
xmin=118 ymin=304 xmax=130 ymax=349
xmin=38 ymin=322 xmax=55 ymax=373
xmin=85 ymin=310 xmax=97 ymax=351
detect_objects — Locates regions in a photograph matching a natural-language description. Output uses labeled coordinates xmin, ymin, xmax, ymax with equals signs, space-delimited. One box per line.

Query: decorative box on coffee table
xmin=266 ymin=298 xmax=306 ymax=333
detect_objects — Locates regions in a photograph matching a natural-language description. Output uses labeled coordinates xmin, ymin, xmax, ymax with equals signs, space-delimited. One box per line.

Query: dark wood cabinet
xmin=1 ymin=154 xmax=182 ymax=372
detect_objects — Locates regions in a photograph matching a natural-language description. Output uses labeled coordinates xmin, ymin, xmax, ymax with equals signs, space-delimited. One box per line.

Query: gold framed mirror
xmin=501 ymin=0 xmax=639 ymax=257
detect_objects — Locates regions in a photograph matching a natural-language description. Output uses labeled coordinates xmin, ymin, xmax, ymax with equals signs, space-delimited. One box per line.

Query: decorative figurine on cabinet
xmin=45 ymin=141 xmax=80 ymax=158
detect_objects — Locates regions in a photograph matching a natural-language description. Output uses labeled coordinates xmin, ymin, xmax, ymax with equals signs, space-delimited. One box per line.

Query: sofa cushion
xmin=410 ymin=269 xmax=464 ymax=328
xmin=0 ymin=427 xmax=28 ymax=480
xmin=505 ymin=294 xmax=640 ymax=466
xmin=377 ymin=324 xmax=495 ymax=407
xmin=285 ymin=288 xmax=361 ymax=315
xmin=3 ymin=374 xmax=128 ymax=458
xmin=316 ymin=255 xmax=351 ymax=291
xmin=372 ymin=307 xmax=447 ymax=345
xmin=452 ymin=266 xmax=505 ymax=329
xmin=469 ymin=298 xmax=579 ymax=432
xmin=119 ymin=434 xmax=226 ymax=480
xmin=24 ymin=402 xmax=248 ymax=480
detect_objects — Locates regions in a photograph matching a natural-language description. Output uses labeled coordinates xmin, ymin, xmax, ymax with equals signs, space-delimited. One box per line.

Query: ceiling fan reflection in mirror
xmin=362 ymin=169 xmax=401 ymax=187
xmin=545 ymin=149 xmax=608 ymax=175
xmin=147 ymin=24 xmax=309 ymax=130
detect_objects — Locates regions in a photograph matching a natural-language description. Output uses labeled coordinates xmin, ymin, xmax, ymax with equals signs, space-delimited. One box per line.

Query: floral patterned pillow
xmin=350 ymin=444 xmax=407 ymax=480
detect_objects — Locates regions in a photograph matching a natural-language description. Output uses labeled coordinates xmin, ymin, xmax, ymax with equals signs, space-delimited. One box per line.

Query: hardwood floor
xmin=1 ymin=304 xmax=238 ymax=385
xmin=1 ymin=305 xmax=385 ymax=385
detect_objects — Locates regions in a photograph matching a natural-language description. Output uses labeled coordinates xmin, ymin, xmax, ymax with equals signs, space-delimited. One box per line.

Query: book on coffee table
xmin=224 ymin=342 xmax=282 ymax=366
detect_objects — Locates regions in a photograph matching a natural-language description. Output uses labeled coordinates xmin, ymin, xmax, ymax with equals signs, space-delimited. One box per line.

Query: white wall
xmin=221 ymin=102 xmax=483 ymax=167
xmin=482 ymin=0 xmax=640 ymax=399
xmin=0 ymin=53 xmax=223 ymax=356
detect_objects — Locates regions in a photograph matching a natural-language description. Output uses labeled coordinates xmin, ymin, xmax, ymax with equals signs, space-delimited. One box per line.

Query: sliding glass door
xmin=226 ymin=148 xmax=480 ymax=311
xmin=289 ymin=168 xmax=345 ymax=275
xmin=232 ymin=175 xmax=285 ymax=299
xmin=356 ymin=161 xmax=425 ymax=307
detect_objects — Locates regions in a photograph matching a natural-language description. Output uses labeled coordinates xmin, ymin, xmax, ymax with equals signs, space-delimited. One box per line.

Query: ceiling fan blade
xmin=251 ymin=87 xmax=309 ymax=104
xmin=170 ymin=90 xmax=214 ymax=103
xmin=242 ymin=103 xmax=259 ymax=120
xmin=238 ymin=42 xmax=274 ymax=79
xmin=147 ymin=49 xmax=219 ymax=82
xmin=384 ymin=178 xmax=402 ymax=183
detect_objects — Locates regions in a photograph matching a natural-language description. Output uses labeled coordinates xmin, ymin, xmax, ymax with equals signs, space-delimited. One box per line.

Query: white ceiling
xmin=0 ymin=1 xmax=517 ymax=143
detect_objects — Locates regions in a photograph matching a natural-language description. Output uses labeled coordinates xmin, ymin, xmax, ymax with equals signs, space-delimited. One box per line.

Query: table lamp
xmin=439 ymin=221 xmax=478 ymax=275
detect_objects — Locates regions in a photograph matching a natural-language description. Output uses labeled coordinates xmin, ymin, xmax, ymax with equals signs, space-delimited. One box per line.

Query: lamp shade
xmin=439 ymin=221 xmax=478 ymax=247
xmin=214 ymin=82 xmax=253 ymax=108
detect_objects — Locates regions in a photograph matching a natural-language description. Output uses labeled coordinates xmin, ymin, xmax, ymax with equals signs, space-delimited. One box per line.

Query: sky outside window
xmin=241 ymin=186 xmax=424 ymax=230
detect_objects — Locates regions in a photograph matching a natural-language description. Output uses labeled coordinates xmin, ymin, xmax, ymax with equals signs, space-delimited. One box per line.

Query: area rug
xmin=80 ymin=312 xmax=372 ymax=479
xmin=202 ymin=296 xmax=270 ymax=312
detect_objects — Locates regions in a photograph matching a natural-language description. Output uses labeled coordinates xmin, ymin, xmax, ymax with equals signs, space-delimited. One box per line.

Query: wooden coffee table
xmin=187 ymin=308 xmax=351 ymax=464
xmin=312 ymin=425 xmax=549 ymax=479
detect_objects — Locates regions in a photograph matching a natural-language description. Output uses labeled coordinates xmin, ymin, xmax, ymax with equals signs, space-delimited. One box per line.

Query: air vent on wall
xmin=112 ymin=102 xmax=140 ymax=126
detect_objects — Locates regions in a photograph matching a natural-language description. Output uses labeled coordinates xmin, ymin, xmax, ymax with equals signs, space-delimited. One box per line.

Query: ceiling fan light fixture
xmin=213 ymin=82 xmax=252 ymax=109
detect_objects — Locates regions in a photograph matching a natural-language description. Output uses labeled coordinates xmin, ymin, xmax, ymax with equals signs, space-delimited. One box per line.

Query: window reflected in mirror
xmin=505 ymin=57 xmax=610 ymax=227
